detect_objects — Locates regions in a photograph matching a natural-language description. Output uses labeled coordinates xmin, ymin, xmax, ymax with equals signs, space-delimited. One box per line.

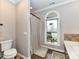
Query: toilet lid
xmin=4 ymin=48 xmax=17 ymax=56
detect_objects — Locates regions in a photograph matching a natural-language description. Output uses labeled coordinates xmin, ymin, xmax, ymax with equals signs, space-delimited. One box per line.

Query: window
xmin=45 ymin=11 xmax=60 ymax=45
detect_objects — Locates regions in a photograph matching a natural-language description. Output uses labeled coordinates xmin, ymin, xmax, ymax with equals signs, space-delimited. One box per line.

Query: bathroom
xmin=30 ymin=0 xmax=79 ymax=59
xmin=0 ymin=0 xmax=79 ymax=59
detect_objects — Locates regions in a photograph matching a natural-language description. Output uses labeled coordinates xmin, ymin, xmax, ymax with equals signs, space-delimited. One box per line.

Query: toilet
xmin=0 ymin=39 xmax=17 ymax=59
xmin=4 ymin=48 xmax=17 ymax=59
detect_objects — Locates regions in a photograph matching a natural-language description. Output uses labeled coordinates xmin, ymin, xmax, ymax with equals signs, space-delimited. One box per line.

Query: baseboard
xmin=18 ymin=53 xmax=31 ymax=59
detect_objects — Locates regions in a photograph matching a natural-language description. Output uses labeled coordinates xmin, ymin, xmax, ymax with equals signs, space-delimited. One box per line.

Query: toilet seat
xmin=4 ymin=48 xmax=17 ymax=58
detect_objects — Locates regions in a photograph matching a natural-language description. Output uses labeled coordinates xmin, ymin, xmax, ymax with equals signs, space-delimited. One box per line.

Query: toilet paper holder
xmin=0 ymin=24 xmax=3 ymax=26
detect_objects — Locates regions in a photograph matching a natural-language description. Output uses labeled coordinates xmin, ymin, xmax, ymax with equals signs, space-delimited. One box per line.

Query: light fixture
xmin=49 ymin=2 xmax=55 ymax=5
xmin=9 ymin=0 xmax=21 ymax=5
xmin=30 ymin=7 xmax=33 ymax=9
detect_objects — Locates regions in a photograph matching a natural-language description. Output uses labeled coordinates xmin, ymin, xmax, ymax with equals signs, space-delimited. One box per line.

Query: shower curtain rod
xmin=30 ymin=13 xmax=41 ymax=20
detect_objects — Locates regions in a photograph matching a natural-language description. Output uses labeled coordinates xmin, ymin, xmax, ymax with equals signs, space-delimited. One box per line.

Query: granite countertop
xmin=64 ymin=41 xmax=79 ymax=59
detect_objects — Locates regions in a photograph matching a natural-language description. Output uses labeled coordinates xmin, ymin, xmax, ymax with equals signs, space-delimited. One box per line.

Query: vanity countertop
xmin=64 ymin=41 xmax=79 ymax=59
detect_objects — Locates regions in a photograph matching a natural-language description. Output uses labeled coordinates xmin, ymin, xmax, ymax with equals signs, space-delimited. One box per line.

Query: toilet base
xmin=5 ymin=58 xmax=14 ymax=59
xmin=0 ymin=57 xmax=15 ymax=59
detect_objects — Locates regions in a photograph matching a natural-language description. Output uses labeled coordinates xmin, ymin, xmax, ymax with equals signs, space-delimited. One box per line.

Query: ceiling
xmin=30 ymin=0 xmax=74 ymax=12
xmin=9 ymin=0 xmax=21 ymax=5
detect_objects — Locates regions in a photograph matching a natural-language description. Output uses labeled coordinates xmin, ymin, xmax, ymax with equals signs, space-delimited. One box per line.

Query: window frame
xmin=44 ymin=10 xmax=61 ymax=46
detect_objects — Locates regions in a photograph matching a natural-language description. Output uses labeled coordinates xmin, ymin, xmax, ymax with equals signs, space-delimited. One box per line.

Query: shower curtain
xmin=30 ymin=14 xmax=41 ymax=54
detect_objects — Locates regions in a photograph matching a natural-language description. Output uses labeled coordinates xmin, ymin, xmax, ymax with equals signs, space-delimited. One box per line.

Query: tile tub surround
xmin=64 ymin=34 xmax=79 ymax=42
xmin=34 ymin=47 xmax=48 ymax=58
xmin=64 ymin=41 xmax=79 ymax=59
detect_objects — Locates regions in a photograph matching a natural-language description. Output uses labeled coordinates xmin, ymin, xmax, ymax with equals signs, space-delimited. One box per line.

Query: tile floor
xmin=46 ymin=51 xmax=69 ymax=59
xmin=15 ymin=55 xmax=23 ymax=59
xmin=53 ymin=52 xmax=65 ymax=59
xmin=32 ymin=49 xmax=70 ymax=59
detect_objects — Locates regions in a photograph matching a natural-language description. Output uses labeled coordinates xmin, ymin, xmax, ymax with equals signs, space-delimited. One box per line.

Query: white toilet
xmin=0 ymin=39 xmax=17 ymax=59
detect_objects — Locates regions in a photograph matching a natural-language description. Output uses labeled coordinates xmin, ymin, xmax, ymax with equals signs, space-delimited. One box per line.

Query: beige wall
xmin=34 ymin=0 xmax=79 ymax=51
xmin=16 ymin=0 xmax=30 ymax=57
xmin=0 ymin=0 xmax=16 ymax=47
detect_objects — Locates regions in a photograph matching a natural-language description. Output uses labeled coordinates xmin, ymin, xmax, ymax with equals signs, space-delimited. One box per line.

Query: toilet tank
xmin=0 ymin=39 xmax=13 ymax=51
